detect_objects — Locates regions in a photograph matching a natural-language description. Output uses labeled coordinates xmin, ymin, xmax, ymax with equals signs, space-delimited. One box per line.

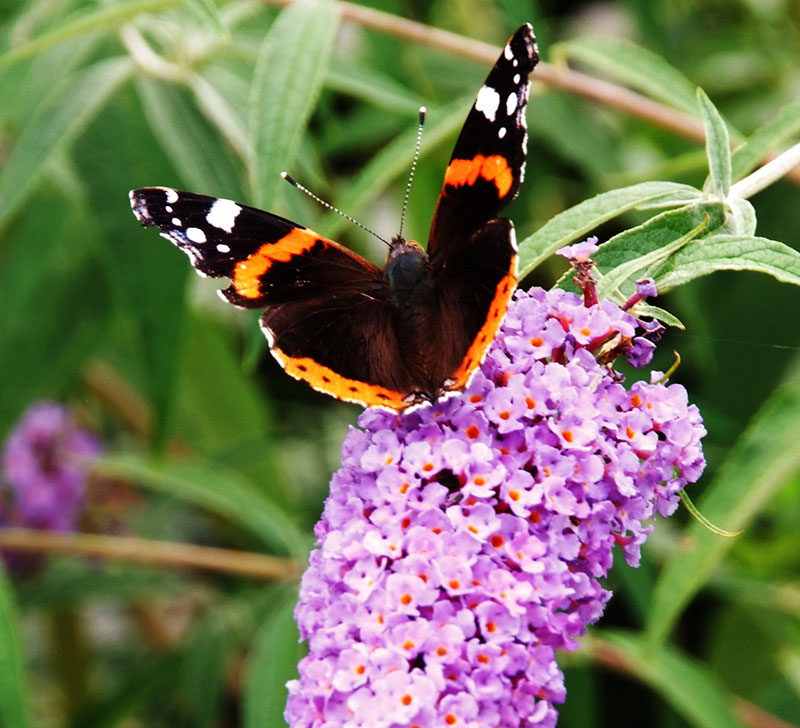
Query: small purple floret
xmin=556 ymin=237 xmax=599 ymax=262
xmin=286 ymin=287 xmax=706 ymax=728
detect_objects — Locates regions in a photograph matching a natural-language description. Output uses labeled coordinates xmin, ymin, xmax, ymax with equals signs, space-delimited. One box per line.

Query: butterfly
xmin=130 ymin=24 xmax=538 ymax=411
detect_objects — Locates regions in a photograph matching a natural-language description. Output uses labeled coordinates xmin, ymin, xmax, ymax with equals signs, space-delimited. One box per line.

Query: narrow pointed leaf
xmin=557 ymin=37 xmax=699 ymax=114
xmin=0 ymin=57 xmax=133 ymax=224
xmin=183 ymin=0 xmax=227 ymax=36
xmin=243 ymin=587 xmax=304 ymax=728
xmin=697 ymin=88 xmax=731 ymax=197
xmin=552 ymin=202 xmax=725 ymax=296
xmin=0 ymin=568 xmax=30 ymax=728
xmin=326 ymin=64 xmax=421 ymax=114
xmin=0 ymin=0 xmax=177 ymax=72
xmin=517 ymin=182 xmax=701 ymax=278
xmin=653 ymin=234 xmax=800 ymax=292
xmin=596 ymin=216 xmax=709 ymax=302
xmin=94 ymin=454 xmax=309 ymax=559
xmin=249 ymin=0 xmax=339 ymax=207
xmin=136 ymin=76 xmax=242 ymax=196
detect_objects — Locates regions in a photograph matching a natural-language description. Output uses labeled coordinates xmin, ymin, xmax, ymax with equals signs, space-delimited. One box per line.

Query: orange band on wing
xmin=444 ymin=154 xmax=514 ymax=198
xmin=271 ymin=347 xmax=412 ymax=411
xmin=447 ymin=260 xmax=518 ymax=392
xmin=233 ymin=228 xmax=320 ymax=299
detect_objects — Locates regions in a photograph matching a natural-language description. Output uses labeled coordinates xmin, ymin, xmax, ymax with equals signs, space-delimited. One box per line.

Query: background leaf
xmin=0 ymin=568 xmax=30 ymax=728
xmin=556 ymin=36 xmax=700 ymax=114
xmin=249 ymin=0 xmax=339 ymax=207
xmin=243 ymin=587 xmax=305 ymax=728
xmin=646 ymin=355 xmax=800 ymax=648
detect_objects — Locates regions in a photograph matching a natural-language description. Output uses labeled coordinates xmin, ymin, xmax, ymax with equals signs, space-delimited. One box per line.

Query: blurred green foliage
xmin=1 ymin=1 xmax=799 ymax=727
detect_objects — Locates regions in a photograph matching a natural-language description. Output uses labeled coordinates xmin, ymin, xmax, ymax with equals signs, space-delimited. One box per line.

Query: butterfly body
xmin=130 ymin=24 xmax=538 ymax=411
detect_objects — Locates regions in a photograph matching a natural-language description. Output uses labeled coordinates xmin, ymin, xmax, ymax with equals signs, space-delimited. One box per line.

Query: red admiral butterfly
xmin=130 ymin=24 xmax=538 ymax=411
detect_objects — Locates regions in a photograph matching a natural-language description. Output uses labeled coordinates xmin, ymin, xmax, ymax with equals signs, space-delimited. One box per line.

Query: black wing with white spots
xmin=427 ymin=23 xmax=538 ymax=249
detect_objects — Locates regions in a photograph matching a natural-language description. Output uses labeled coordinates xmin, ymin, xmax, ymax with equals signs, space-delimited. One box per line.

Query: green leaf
xmin=556 ymin=37 xmax=699 ymax=114
xmin=0 ymin=189 xmax=112 ymax=431
xmin=0 ymin=567 xmax=31 ymax=728
xmin=136 ymin=76 xmax=243 ymax=196
xmin=189 ymin=71 xmax=250 ymax=163
xmin=587 ymin=631 xmax=745 ymax=728
xmin=653 ymin=234 xmax=800 ymax=292
xmin=517 ymin=181 xmax=702 ymax=278
xmin=697 ymin=88 xmax=731 ymax=197
xmin=326 ymin=63 xmax=421 ymax=115
xmin=633 ymin=303 xmax=685 ymax=329
xmin=578 ymin=202 xmax=726 ymax=293
xmin=526 ymin=91 xmax=620 ymax=179
xmin=243 ymin=586 xmax=303 ymax=728
xmin=0 ymin=56 xmax=133 ymax=225
xmin=74 ymin=84 xmax=190 ymax=447
xmin=646 ymin=356 xmax=800 ymax=647
xmin=182 ymin=618 xmax=231 ymax=728
xmin=176 ymin=314 xmax=275 ymax=452
xmin=731 ymin=95 xmax=800 ymax=180
xmin=249 ymin=0 xmax=339 ymax=207
xmin=727 ymin=198 xmax=756 ymax=236
xmin=183 ymin=0 xmax=228 ymax=36
xmin=94 ymin=454 xmax=310 ymax=560
xmin=0 ymin=0 xmax=178 ymax=72
xmin=1 ymin=35 xmax=98 ymax=129
xmin=595 ymin=215 xmax=709 ymax=302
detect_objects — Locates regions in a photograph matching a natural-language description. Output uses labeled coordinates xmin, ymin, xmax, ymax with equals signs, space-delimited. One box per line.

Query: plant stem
xmin=729 ymin=140 xmax=800 ymax=199
xmin=0 ymin=528 xmax=300 ymax=580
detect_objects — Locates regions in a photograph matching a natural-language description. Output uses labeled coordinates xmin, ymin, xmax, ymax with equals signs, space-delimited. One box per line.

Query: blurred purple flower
xmin=286 ymin=286 xmax=706 ymax=728
xmin=1 ymin=401 xmax=102 ymax=534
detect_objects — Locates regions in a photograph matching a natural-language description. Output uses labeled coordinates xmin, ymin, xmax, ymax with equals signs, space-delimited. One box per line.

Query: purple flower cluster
xmin=286 ymin=280 xmax=706 ymax=728
xmin=1 ymin=401 xmax=101 ymax=533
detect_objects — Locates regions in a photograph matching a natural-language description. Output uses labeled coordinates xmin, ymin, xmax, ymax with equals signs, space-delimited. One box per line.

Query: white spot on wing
xmin=206 ymin=199 xmax=241 ymax=232
xmin=498 ymin=127 xmax=507 ymax=139
xmin=171 ymin=217 xmax=182 ymax=226
xmin=475 ymin=85 xmax=501 ymax=122
xmin=504 ymin=43 xmax=513 ymax=61
xmin=186 ymin=227 xmax=207 ymax=243
xmin=506 ymin=92 xmax=518 ymax=116
xmin=164 ymin=188 xmax=178 ymax=204
xmin=513 ymin=73 xmax=520 ymax=84
xmin=216 ymin=243 xmax=231 ymax=253
xmin=165 ymin=205 xmax=173 ymax=213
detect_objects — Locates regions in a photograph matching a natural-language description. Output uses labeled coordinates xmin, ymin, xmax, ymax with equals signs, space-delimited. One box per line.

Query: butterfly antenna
xmin=398 ymin=106 xmax=426 ymax=241
xmin=281 ymin=172 xmax=390 ymax=247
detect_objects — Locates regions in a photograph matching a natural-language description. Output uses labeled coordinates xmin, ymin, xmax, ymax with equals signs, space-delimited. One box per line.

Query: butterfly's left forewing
xmin=130 ymin=187 xmax=424 ymax=409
